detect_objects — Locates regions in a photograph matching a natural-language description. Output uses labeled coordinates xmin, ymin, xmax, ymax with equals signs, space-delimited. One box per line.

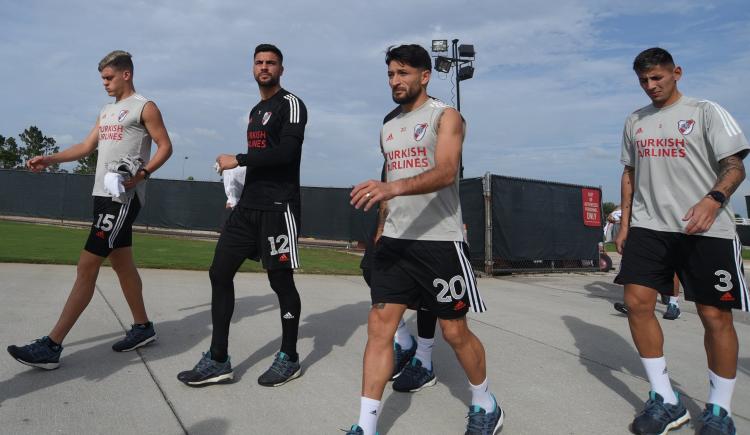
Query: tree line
xmin=0 ymin=126 xmax=96 ymax=174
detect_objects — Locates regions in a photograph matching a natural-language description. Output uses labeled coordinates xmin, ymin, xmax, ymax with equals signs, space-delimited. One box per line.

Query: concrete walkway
xmin=1 ymin=263 xmax=748 ymax=434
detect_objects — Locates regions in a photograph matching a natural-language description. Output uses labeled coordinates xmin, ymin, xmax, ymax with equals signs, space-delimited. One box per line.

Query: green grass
xmin=604 ymin=241 xmax=750 ymax=259
xmin=0 ymin=220 xmax=363 ymax=275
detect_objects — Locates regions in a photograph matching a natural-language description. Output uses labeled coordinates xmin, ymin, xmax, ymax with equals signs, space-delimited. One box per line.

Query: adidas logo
xmin=453 ymin=300 xmax=466 ymax=311
xmin=283 ymin=312 xmax=295 ymax=320
xmin=96 ymin=230 xmax=106 ymax=239
xmin=662 ymin=367 xmax=668 ymax=375
xmin=720 ymin=293 xmax=735 ymax=302
xmin=279 ymin=254 xmax=289 ymax=262
xmin=369 ymin=410 xmax=377 ymax=415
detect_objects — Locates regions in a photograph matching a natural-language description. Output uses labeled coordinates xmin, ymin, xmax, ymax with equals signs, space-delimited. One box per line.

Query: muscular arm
xmin=683 ymin=152 xmax=746 ymax=234
xmin=614 ymin=165 xmax=634 ymax=254
xmin=350 ymin=108 xmax=463 ymax=211
xmin=123 ymin=102 xmax=173 ymax=188
xmin=27 ymin=123 xmax=99 ymax=171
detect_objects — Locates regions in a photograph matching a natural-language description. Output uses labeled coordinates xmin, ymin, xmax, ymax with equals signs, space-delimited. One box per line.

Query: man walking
xmin=345 ymin=44 xmax=502 ymax=435
xmin=7 ymin=50 xmax=173 ymax=368
xmin=615 ymin=47 xmax=748 ymax=435
xmin=178 ymin=44 xmax=307 ymax=388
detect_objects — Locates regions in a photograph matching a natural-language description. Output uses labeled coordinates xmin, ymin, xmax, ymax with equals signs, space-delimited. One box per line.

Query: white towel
xmin=103 ymin=172 xmax=126 ymax=203
xmin=223 ymin=166 xmax=246 ymax=208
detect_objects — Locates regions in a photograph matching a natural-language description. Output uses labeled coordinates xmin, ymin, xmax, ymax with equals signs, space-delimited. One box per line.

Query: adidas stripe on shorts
xmin=84 ymin=195 xmax=141 ymax=257
xmin=370 ymin=236 xmax=486 ymax=319
xmin=615 ymin=227 xmax=749 ymax=311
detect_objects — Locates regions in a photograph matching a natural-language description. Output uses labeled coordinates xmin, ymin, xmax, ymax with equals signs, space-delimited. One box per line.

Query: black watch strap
xmin=706 ymin=190 xmax=726 ymax=206
xmin=140 ymin=168 xmax=151 ymax=179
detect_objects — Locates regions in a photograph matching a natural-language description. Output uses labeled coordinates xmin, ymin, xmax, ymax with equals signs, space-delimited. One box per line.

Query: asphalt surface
xmin=1 ymin=262 xmax=749 ymax=434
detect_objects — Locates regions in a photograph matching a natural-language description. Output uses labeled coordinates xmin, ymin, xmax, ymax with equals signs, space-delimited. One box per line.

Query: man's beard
xmin=256 ymin=76 xmax=279 ymax=88
xmin=392 ymin=86 xmax=418 ymax=105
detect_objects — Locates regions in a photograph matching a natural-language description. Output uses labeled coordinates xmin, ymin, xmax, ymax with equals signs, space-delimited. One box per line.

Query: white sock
xmin=641 ymin=357 xmax=677 ymax=404
xmin=668 ymin=296 xmax=679 ymax=306
xmin=469 ymin=378 xmax=495 ymax=411
xmin=708 ymin=369 xmax=736 ymax=414
xmin=394 ymin=319 xmax=412 ymax=349
xmin=358 ymin=397 xmax=381 ymax=435
xmin=415 ymin=337 xmax=434 ymax=370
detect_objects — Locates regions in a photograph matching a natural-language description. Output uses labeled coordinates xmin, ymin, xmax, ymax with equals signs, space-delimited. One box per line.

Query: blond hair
xmin=98 ymin=50 xmax=133 ymax=73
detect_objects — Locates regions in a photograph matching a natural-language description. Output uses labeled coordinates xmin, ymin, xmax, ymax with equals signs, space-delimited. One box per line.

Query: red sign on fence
xmin=582 ymin=188 xmax=601 ymax=227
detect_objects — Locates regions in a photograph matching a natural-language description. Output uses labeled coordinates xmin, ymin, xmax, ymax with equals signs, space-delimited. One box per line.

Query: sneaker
xmin=177 ymin=351 xmax=233 ymax=387
xmin=663 ymin=304 xmax=681 ymax=320
xmin=112 ymin=322 xmax=157 ymax=352
xmin=631 ymin=391 xmax=690 ymax=434
xmin=661 ymin=293 xmax=670 ymax=305
xmin=699 ymin=404 xmax=736 ymax=435
xmin=390 ymin=335 xmax=416 ymax=380
xmin=7 ymin=336 xmax=63 ymax=370
xmin=393 ymin=357 xmax=437 ymax=392
xmin=257 ymin=351 xmax=301 ymax=387
xmin=614 ymin=302 xmax=629 ymax=315
xmin=465 ymin=394 xmax=504 ymax=435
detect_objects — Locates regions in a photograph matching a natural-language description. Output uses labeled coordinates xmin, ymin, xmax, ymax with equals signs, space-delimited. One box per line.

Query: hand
xmin=123 ymin=170 xmax=146 ymax=190
xmin=216 ymin=154 xmax=239 ymax=173
xmin=614 ymin=226 xmax=628 ymax=255
xmin=683 ymin=196 xmax=722 ymax=234
xmin=350 ymin=179 xmax=397 ymax=211
xmin=27 ymin=155 xmax=50 ymax=172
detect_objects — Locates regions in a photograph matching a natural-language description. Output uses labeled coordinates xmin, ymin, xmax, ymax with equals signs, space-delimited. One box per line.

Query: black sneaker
xmin=614 ymin=302 xmax=629 ymax=315
xmin=343 ymin=425 xmax=364 ymax=435
xmin=7 ymin=336 xmax=63 ymax=370
xmin=699 ymin=404 xmax=736 ymax=435
xmin=631 ymin=391 xmax=690 ymax=434
xmin=663 ymin=304 xmax=681 ymax=320
xmin=390 ymin=335 xmax=416 ymax=380
xmin=393 ymin=357 xmax=436 ymax=392
xmin=465 ymin=394 xmax=504 ymax=435
xmin=177 ymin=351 xmax=233 ymax=387
xmin=112 ymin=322 xmax=157 ymax=352
xmin=257 ymin=351 xmax=301 ymax=387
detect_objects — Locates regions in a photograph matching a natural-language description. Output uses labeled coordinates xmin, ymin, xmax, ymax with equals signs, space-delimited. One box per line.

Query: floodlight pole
xmin=452 ymin=39 xmax=461 ymax=112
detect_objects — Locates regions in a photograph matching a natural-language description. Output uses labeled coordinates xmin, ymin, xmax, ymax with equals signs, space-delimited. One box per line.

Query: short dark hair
xmin=633 ymin=47 xmax=675 ymax=73
xmin=385 ymin=44 xmax=432 ymax=71
xmin=98 ymin=50 xmax=134 ymax=73
xmin=254 ymin=44 xmax=283 ymax=64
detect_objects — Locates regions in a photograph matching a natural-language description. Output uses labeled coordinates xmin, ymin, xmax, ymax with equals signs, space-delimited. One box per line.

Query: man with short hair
xmin=345 ymin=44 xmax=502 ymax=435
xmin=615 ymin=47 xmax=748 ymax=435
xmin=177 ymin=44 xmax=307 ymax=388
xmin=7 ymin=50 xmax=173 ymax=369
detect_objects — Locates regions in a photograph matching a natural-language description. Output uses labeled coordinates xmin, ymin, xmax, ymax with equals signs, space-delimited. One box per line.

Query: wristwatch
xmin=140 ymin=168 xmax=151 ymax=179
xmin=706 ymin=190 xmax=726 ymax=206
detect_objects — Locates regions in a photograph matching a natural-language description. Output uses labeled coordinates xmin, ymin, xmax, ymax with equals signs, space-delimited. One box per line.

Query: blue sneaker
xmin=393 ymin=357 xmax=436 ymax=392
xmin=342 ymin=425 xmax=380 ymax=435
xmin=391 ymin=335 xmax=416 ymax=380
xmin=177 ymin=351 xmax=233 ymax=387
xmin=631 ymin=391 xmax=690 ymax=434
xmin=699 ymin=404 xmax=736 ymax=435
xmin=663 ymin=304 xmax=681 ymax=320
xmin=465 ymin=394 xmax=504 ymax=435
xmin=112 ymin=322 xmax=157 ymax=352
xmin=7 ymin=336 xmax=63 ymax=370
xmin=257 ymin=351 xmax=301 ymax=387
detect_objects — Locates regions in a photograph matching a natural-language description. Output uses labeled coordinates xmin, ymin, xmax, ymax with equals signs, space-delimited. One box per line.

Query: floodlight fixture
xmin=457 ymin=65 xmax=474 ymax=81
xmin=434 ymin=56 xmax=452 ymax=73
xmin=458 ymin=44 xmax=475 ymax=58
xmin=432 ymin=39 xmax=449 ymax=52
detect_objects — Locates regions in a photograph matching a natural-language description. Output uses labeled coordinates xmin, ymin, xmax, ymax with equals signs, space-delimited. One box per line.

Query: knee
xmin=367 ymin=310 xmax=396 ymax=343
xmin=209 ymin=264 xmax=231 ymax=288
xmin=623 ymin=291 xmax=656 ymax=317
xmin=440 ymin=320 xmax=469 ymax=347
xmin=267 ymin=270 xmax=299 ymax=300
xmin=698 ymin=306 xmax=733 ymax=332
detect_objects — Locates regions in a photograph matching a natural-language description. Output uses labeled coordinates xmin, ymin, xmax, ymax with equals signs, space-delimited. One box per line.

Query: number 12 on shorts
xmin=95 ymin=214 xmax=116 ymax=232
xmin=268 ymin=235 xmax=290 ymax=256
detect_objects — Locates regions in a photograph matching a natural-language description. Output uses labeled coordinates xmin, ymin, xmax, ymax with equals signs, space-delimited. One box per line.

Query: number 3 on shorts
xmin=434 ymin=275 xmax=467 ymax=303
xmin=714 ymin=269 xmax=734 ymax=292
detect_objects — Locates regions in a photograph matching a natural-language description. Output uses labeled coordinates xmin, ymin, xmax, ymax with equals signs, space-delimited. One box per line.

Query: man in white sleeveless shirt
xmin=7 ymin=51 xmax=173 ymax=369
xmin=345 ymin=44 xmax=502 ymax=435
xmin=615 ymin=47 xmax=748 ymax=435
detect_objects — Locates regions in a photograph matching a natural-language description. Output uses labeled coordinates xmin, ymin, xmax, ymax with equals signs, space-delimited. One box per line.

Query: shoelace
xmin=640 ymin=399 xmax=672 ymax=423
xmin=700 ymin=411 xmax=730 ymax=431
xmin=269 ymin=355 xmax=291 ymax=375
xmin=465 ymin=408 xmax=489 ymax=432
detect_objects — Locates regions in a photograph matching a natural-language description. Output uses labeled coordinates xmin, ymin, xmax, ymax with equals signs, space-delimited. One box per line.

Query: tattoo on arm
xmin=713 ymin=154 xmax=746 ymax=197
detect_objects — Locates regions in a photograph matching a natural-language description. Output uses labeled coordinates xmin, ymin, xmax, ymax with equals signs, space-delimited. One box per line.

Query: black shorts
xmin=215 ymin=205 xmax=300 ymax=270
xmin=615 ymin=227 xmax=749 ymax=311
xmin=84 ymin=195 xmax=141 ymax=257
xmin=370 ymin=236 xmax=486 ymax=319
